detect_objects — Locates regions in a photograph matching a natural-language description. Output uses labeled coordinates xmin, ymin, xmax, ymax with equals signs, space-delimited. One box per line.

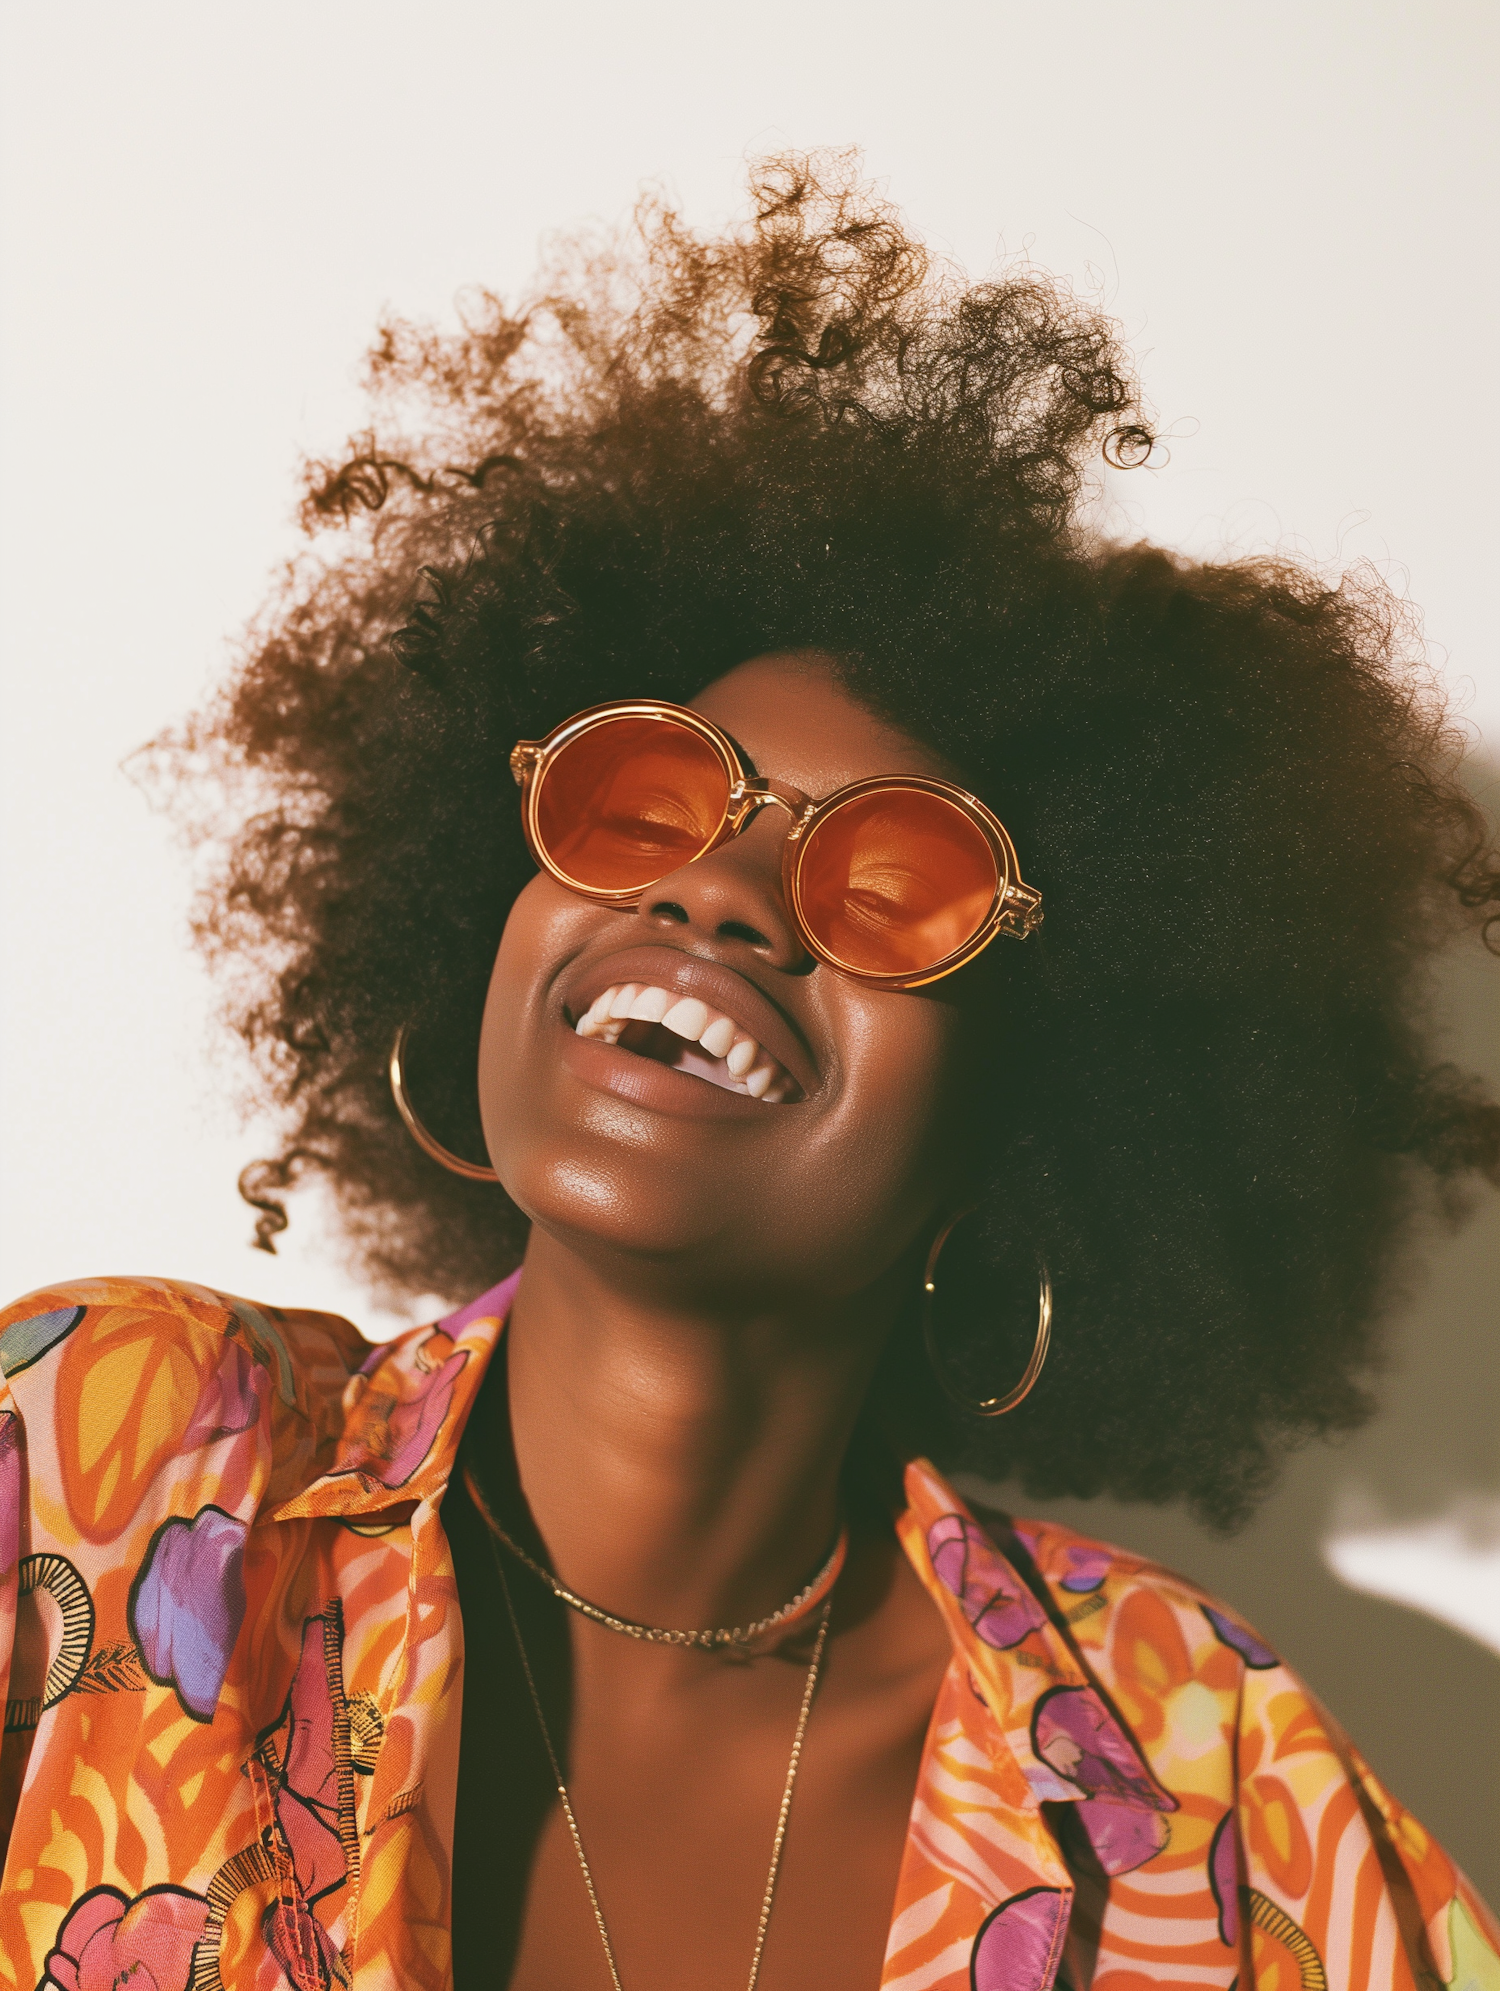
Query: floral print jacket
xmin=0 ymin=1274 xmax=1494 ymax=1991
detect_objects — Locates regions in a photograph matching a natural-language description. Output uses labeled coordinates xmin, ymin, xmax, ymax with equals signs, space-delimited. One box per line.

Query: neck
xmin=480 ymin=1225 xmax=910 ymax=1635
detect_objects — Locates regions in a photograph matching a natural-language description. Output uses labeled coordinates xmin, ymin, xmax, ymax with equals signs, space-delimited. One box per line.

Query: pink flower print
xmin=927 ymin=1514 xmax=1047 ymax=1649
xmin=438 ymin=1268 xmax=522 ymax=1339
xmin=970 ymin=1887 xmax=1070 ymax=1991
xmin=182 ymin=1336 xmax=263 ymax=1450
xmin=335 ymin=1331 xmax=469 ymax=1490
xmin=263 ymin=1894 xmax=342 ymax=1991
xmin=40 ymin=1882 xmax=210 ymax=1991
xmin=0 ymin=1409 xmax=20 ymax=1578
xmin=1032 ymin=1684 xmax=1176 ymax=1875
xmin=1033 ymin=1684 xmax=1162 ymax=1805
xmin=129 ymin=1506 xmax=249 ymax=1722
xmin=1068 ymin=1793 xmax=1170 ymax=1875
xmin=256 ymin=1605 xmax=352 ymax=1910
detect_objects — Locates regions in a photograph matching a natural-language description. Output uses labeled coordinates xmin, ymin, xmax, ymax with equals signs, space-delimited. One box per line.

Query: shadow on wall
xmin=970 ymin=764 xmax=1500 ymax=1908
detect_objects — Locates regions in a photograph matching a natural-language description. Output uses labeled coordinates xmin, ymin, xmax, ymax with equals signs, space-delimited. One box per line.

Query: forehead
xmin=690 ymin=652 xmax=962 ymax=794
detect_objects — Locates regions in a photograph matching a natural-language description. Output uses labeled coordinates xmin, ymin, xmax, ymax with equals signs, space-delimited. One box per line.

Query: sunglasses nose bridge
xmin=728 ymin=776 xmax=815 ymax=839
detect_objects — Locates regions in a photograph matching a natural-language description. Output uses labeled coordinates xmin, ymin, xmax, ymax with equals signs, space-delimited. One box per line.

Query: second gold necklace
xmin=465 ymin=1462 xmax=835 ymax=1991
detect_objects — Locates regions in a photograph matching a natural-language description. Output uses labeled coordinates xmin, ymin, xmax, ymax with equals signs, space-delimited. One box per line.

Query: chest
xmin=447 ymin=1492 xmax=952 ymax=1991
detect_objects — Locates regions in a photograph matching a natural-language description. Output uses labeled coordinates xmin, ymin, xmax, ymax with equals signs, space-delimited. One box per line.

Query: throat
xmin=492 ymin=1238 xmax=883 ymax=1646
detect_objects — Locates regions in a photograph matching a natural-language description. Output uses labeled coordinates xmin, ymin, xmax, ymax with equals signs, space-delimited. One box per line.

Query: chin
xmin=489 ymin=1113 xmax=763 ymax=1272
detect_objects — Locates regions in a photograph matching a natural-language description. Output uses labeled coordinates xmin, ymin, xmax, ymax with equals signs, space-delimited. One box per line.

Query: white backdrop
xmin=2 ymin=0 xmax=1497 ymax=1705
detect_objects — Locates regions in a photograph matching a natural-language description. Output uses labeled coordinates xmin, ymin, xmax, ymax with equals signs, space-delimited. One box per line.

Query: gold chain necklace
xmin=463 ymin=1462 xmax=847 ymax=1654
xmin=465 ymin=1465 xmax=835 ymax=1991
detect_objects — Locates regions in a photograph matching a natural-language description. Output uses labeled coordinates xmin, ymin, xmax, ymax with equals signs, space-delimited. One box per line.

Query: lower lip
xmin=557 ymin=1020 xmax=780 ymax=1119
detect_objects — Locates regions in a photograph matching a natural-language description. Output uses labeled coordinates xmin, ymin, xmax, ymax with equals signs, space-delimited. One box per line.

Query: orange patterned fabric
xmin=0 ymin=1275 xmax=1493 ymax=1991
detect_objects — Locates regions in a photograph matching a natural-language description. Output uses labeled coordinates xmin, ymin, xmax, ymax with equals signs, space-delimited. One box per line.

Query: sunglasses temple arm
xmin=510 ymin=743 xmax=543 ymax=788
xmin=998 ymin=879 xmax=1044 ymax=938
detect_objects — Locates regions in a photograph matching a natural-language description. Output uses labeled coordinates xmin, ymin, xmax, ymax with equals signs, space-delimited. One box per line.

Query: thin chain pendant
xmin=487 ymin=1526 xmax=834 ymax=1991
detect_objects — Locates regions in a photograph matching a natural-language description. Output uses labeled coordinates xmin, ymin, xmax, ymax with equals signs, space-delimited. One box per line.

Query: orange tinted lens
xmin=533 ymin=713 xmax=731 ymax=893
xmin=795 ymin=788 xmax=999 ymax=978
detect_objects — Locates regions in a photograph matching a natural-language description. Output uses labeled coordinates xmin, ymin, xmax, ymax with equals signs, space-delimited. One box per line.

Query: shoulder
xmin=961 ymin=1498 xmax=1500 ymax=1973
xmin=999 ymin=1506 xmax=1284 ymax=1674
xmin=993 ymin=1511 xmax=1331 ymax=1802
xmin=0 ymin=1276 xmax=374 ymax=1505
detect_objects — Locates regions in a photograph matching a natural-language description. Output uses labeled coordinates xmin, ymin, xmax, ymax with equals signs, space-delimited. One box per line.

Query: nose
xmin=639 ymin=806 xmax=810 ymax=972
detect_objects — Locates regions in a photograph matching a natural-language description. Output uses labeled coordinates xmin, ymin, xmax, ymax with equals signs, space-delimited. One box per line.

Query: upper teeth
xmin=574 ymin=983 xmax=799 ymax=1103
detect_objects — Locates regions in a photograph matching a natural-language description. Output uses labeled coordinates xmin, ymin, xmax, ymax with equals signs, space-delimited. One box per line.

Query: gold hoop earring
xmin=388 ymin=1023 xmax=499 ymax=1183
xmin=923 ymin=1207 xmax=1051 ymax=1416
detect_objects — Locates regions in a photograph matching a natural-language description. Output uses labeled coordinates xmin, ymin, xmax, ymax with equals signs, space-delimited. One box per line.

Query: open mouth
xmin=572 ymin=983 xmax=803 ymax=1103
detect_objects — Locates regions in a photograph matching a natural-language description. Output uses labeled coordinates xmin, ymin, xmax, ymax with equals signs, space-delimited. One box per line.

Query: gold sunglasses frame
xmin=510 ymin=699 xmax=1043 ymax=991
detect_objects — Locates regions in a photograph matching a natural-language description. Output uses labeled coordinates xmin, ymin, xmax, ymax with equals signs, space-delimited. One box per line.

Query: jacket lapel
xmin=886 ymin=1459 xmax=1174 ymax=1991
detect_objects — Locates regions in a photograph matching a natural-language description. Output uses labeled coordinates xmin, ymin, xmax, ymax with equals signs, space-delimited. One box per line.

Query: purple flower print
xmin=927 ymin=1514 xmax=1047 ymax=1649
xmin=339 ymin=1280 xmax=513 ymax=1487
xmin=0 ymin=1302 xmax=85 ymax=1380
xmin=970 ymin=1887 xmax=1070 ymax=1991
xmin=128 ymin=1505 xmax=249 ymax=1722
xmin=1202 ymin=1603 xmax=1279 ymax=1669
xmin=1208 ymin=1806 xmax=1241 ymax=1946
xmin=1059 ymin=1545 xmax=1111 ymax=1594
xmin=1033 ymin=1684 xmax=1176 ymax=1875
xmin=39 ymin=1882 xmax=209 ymax=1991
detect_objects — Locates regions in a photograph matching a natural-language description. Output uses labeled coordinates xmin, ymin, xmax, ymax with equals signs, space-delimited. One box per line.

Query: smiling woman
xmin=1 ymin=154 xmax=1498 ymax=1991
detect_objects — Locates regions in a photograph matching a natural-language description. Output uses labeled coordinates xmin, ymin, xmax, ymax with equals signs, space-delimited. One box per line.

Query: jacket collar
xmin=897 ymin=1455 xmax=1175 ymax=1866
xmin=267 ymin=1272 xmax=517 ymax=1524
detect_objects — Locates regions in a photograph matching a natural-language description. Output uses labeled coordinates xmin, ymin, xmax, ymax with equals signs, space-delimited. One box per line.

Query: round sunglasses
xmin=510 ymin=700 xmax=1042 ymax=989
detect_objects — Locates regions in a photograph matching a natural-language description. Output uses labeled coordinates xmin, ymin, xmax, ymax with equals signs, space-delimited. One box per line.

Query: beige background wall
xmin=2 ymin=0 xmax=1496 ymax=1899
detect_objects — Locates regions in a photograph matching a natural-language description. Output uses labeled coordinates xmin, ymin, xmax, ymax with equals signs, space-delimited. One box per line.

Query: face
xmin=478 ymin=653 xmax=994 ymax=1310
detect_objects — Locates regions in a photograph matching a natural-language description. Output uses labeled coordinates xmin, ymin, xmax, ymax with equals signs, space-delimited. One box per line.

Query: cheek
xmin=478 ymin=877 xmax=668 ymax=1234
xmin=480 ymin=884 xmax=541 ymax=1069
xmin=477 ymin=876 xmax=580 ymax=1128
xmin=488 ymin=872 xmax=560 ymax=1007
xmin=807 ymin=995 xmax=976 ymax=1223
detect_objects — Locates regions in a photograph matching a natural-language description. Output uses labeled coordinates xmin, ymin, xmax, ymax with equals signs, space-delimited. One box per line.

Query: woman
xmin=0 ymin=156 xmax=1496 ymax=1991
